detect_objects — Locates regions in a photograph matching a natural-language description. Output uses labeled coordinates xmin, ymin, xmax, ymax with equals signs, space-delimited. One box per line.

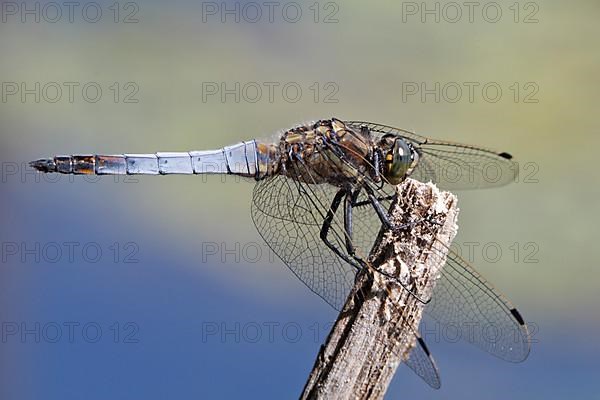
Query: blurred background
xmin=1 ymin=0 xmax=598 ymax=398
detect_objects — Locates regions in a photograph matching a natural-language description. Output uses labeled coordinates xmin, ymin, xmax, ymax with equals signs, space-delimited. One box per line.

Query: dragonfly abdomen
xmin=30 ymin=141 xmax=270 ymax=178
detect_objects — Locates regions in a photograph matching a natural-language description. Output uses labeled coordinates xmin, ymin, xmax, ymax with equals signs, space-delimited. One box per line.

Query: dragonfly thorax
xmin=270 ymin=119 xmax=373 ymax=187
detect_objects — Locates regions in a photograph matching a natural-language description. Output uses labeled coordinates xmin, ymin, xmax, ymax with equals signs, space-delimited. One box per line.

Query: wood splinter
xmin=301 ymin=178 xmax=459 ymax=400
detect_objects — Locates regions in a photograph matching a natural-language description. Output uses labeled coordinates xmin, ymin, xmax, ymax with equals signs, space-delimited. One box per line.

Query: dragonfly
xmin=31 ymin=118 xmax=530 ymax=389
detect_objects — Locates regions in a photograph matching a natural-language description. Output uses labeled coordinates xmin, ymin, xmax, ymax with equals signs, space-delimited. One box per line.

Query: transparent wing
xmin=404 ymin=336 xmax=441 ymax=389
xmin=345 ymin=121 xmax=518 ymax=190
xmin=251 ymin=174 xmax=356 ymax=310
xmin=410 ymin=142 xmax=517 ymax=190
xmin=383 ymin=301 xmax=442 ymax=389
xmin=345 ymin=120 xmax=432 ymax=144
xmin=426 ymin=248 xmax=531 ymax=362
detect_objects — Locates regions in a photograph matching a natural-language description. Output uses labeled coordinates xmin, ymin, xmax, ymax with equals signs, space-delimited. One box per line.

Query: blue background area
xmin=1 ymin=1 xmax=599 ymax=399
xmin=2 ymin=188 xmax=598 ymax=399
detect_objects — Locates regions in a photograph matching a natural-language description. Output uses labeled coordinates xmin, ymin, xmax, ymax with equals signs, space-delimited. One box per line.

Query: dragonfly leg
xmin=363 ymin=185 xmax=418 ymax=233
xmin=343 ymin=189 xmax=362 ymax=257
xmin=319 ymin=188 xmax=361 ymax=271
xmin=372 ymin=149 xmax=384 ymax=189
xmin=363 ymin=185 xmax=394 ymax=230
xmin=352 ymin=193 xmax=394 ymax=208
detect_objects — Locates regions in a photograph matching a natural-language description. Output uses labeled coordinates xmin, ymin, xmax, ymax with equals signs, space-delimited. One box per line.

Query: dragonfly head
xmin=380 ymin=135 xmax=417 ymax=185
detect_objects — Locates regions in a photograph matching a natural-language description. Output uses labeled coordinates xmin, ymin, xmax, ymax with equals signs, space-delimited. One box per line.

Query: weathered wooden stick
xmin=301 ymin=179 xmax=459 ymax=400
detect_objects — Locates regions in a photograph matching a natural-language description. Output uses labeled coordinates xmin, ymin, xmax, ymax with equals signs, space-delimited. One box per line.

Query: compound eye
xmin=384 ymin=139 xmax=412 ymax=185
